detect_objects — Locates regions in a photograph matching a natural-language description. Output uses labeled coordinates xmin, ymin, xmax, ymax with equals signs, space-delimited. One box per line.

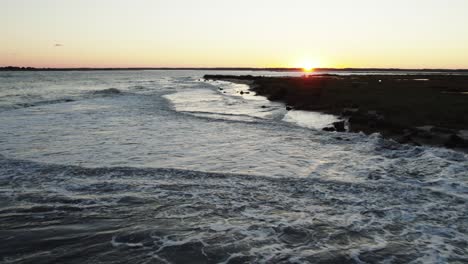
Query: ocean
xmin=0 ymin=70 xmax=467 ymax=263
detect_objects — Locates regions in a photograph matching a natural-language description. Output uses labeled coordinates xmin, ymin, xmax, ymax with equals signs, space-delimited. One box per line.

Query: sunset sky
xmin=2 ymin=0 xmax=468 ymax=69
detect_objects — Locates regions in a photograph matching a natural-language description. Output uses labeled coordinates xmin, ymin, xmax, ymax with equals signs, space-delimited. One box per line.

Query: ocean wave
xmin=0 ymin=88 xmax=129 ymax=113
xmin=17 ymin=98 xmax=76 ymax=108
xmin=90 ymin=88 xmax=122 ymax=95
xmin=0 ymin=98 xmax=76 ymax=113
xmin=1 ymin=155 xmax=467 ymax=263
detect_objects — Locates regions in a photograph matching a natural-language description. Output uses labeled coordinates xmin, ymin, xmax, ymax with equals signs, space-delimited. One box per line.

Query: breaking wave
xmin=91 ymin=88 xmax=122 ymax=95
xmin=0 ymin=88 xmax=128 ymax=113
xmin=1 ymin=154 xmax=467 ymax=263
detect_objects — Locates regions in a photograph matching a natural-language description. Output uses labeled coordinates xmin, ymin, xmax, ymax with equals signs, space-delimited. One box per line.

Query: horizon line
xmin=2 ymin=66 xmax=468 ymax=72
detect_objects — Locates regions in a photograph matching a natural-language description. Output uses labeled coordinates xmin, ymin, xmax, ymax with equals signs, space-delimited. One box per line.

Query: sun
xmin=296 ymin=60 xmax=320 ymax=72
xmin=302 ymin=64 xmax=314 ymax=72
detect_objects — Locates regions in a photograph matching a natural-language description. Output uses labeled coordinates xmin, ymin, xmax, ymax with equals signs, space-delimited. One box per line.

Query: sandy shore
xmin=205 ymin=74 xmax=468 ymax=152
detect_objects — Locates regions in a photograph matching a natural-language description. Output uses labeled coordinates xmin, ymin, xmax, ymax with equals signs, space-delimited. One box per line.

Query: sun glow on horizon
xmin=296 ymin=60 xmax=320 ymax=72
xmin=302 ymin=65 xmax=314 ymax=72
xmin=2 ymin=1 xmax=468 ymax=69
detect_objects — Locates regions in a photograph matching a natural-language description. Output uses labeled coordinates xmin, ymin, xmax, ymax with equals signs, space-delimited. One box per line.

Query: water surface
xmin=1 ymin=70 xmax=467 ymax=263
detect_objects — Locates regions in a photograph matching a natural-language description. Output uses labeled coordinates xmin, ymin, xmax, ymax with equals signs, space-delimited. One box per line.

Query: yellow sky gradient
xmin=2 ymin=0 xmax=468 ymax=68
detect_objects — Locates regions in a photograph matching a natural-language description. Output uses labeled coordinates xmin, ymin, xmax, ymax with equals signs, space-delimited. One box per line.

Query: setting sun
xmin=296 ymin=60 xmax=320 ymax=72
xmin=302 ymin=64 xmax=314 ymax=72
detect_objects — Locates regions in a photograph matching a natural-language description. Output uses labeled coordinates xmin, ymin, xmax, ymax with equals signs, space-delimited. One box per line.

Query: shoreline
xmin=204 ymin=74 xmax=468 ymax=152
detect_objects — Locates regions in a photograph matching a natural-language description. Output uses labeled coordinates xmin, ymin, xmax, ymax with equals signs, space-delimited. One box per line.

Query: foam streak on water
xmin=0 ymin=70 xmax=467 ymax=263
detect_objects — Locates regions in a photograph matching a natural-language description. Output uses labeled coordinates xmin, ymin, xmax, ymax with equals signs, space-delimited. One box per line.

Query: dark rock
xmin=348 ymin=111 xmax=389 ymax=132
xmin=367 ymin=110 xmax=384 ymax=120
xmin=432 ymin=127 xmax=457 ymax=134
xmin=244 ymin=91 xmax=250 ymax=94
xmin=286 ymin=106 xmax=293 ymax=111
xmin=341 ymin=108 xmax=359 ymax=116
xmin=398 ymin=130 xmax=417 ymax=144
xmin=348 ymin=114 xmax=368 ymax=124
xmin=399 ymin=135 xmax=414 ymax=145
xmin=267 ymin=87 xmax=287 ymax=101
xmin=397 ymin=131 xmax=422 ymax=146
xmin=333 ymin=121 xmax=346 ymax=132
xmin=240 ymin=91 xmax=244 ymax=95
xmin=323 ymin=127 xmax=336 ymax=132
xmin=218 ymin=87 xmax=223 ymax=90
xmin=261 ymin=105 xmax=267 ymax=108
xmin=412 ymin=128 xmax=433 ymax=139
xmin=445 ymin=134 xmax=468 ymax=148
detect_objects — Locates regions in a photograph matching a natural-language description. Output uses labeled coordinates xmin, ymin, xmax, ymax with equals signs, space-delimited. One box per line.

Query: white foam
xmin=163 ymin=81 xmax=284 ymax=121
xmin=283 ymin=110 xmax=341 ymax=130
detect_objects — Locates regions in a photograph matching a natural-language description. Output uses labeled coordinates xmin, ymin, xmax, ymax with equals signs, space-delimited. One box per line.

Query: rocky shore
xmin=204 ymin=74 xmax=468 ymax=152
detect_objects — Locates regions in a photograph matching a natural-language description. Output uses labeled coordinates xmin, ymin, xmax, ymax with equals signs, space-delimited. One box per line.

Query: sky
xmin=2 ymin=0 xmax=468 ymax=69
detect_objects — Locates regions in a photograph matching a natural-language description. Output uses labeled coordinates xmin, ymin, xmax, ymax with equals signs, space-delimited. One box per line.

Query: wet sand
xmin=205 ymin=74 xmax=468 ymax=151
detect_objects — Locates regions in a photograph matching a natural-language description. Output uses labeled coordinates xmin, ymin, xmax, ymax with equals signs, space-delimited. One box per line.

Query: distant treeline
xmin=2 ymin=66 xmax=468 ymax=72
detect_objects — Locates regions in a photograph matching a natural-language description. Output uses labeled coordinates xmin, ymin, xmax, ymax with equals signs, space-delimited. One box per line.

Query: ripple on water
xmin=1 ymin=71 xmax=468 ymax=263
xmin=0 ymin=156 xmax=467 ymax=263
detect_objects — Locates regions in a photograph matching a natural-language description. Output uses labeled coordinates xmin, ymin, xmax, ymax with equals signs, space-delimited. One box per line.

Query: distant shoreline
xmin=204 ymin=74 xmax=468 ymax=152
xmin=2 ymin=66 xmax=468 ymax=73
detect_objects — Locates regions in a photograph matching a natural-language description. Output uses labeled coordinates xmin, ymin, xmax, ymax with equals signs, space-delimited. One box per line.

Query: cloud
xmin=54 ymin=43 xmax=64 ymax=47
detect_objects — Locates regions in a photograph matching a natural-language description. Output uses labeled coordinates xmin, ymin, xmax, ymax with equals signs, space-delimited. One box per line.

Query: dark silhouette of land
xmin=205 ymin=74 xmax=468 ymax=151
